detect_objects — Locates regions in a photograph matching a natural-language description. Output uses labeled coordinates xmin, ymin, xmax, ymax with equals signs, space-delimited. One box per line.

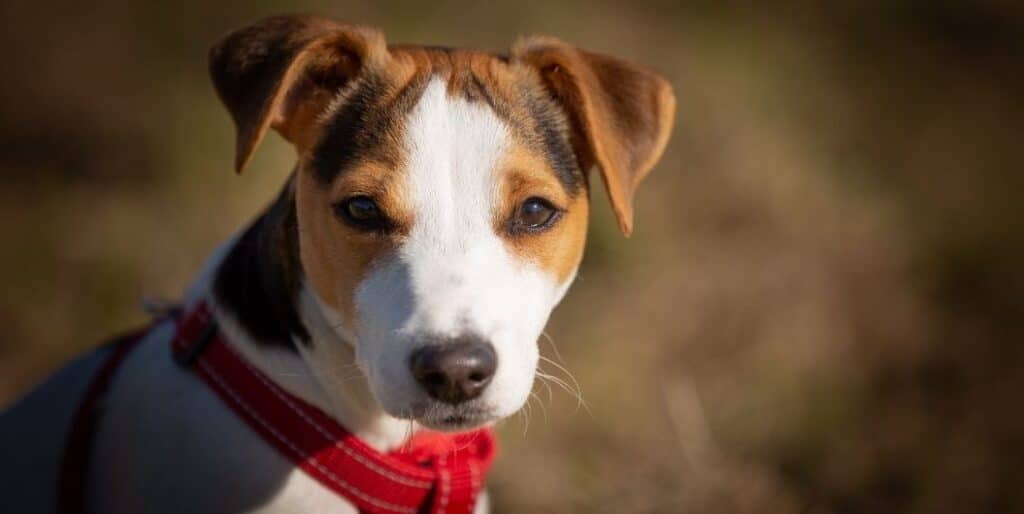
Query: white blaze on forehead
xmin=406 ymin=78 xmax=508 ymax=247
xmin=352 ymin=77 xmax=564 ymax=419
xmin=397 ymin=77 xmax=559 ymax=333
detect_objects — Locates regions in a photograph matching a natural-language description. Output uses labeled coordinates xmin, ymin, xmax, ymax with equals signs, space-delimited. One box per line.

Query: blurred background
xmin=2 ymin=1 xmax=1022 ymax=512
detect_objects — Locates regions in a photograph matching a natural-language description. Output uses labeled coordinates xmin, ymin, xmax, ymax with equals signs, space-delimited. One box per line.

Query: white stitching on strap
xmin=197 ymin=359 xmax=417 ymax=514
xmin=437 ymin=456 xmax=450 ymax=514
xmin=227 ymin=345 xmax=433 ymax=489
xmin=468 ymin=459 xmax=480 ymax=506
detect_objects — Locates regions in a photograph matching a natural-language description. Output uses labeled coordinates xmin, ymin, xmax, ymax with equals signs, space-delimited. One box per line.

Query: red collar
xmin=172 ymin=302 xmax=497 ymax=514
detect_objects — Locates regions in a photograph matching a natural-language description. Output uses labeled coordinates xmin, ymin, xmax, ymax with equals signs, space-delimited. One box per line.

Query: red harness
xmin=59 ymin=302 xmax=497 ymax=514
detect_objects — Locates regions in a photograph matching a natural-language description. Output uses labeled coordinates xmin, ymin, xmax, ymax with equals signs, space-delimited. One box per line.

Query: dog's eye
xmin=514 ymin=197 xmax=561 ymax=232
xmin=335 ymin=196 xmax=388 ymax=231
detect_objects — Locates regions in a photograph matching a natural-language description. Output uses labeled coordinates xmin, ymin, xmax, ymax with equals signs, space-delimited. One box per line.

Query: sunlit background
xmin=2 ymin=1 xmax=1022 ymax=512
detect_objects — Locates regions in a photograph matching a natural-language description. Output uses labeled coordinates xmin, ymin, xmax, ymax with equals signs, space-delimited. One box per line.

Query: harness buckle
xmin=173 ymin=317 xmax=219 ymax=367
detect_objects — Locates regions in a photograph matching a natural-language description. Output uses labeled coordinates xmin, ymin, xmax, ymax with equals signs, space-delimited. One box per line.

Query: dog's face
xmin=210 ymin=16 xmax=674 ymax=430
xmin=295 ymin=74 xmax=591 ymax=429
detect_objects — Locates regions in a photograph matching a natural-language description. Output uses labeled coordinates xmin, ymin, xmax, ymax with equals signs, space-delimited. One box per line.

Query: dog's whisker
xmin=534 ymin=372 xmax=555 ymax=404
xmin=535 ymin=371 xmax=573 ymax=397
xmin=538 ymin=355 xmax=588 ymax=408
xmin=536 ymin=369 xmax=592 ymax=417
xmin=529 ymin=391 xmax=550 ymax=425
xmin=521 ymin=397 xmax=532 ymax=436
xmin=515 ymin=393 xmax=535 ymax=437
xmin=537 ymin=335 xmax=591 ymax=416
xmin=538 ymin=354 xmax=583 ymax=395
xmin=540 ymin=331 xmax=569 ymax=368
xmin=536 ymin=373 xmax=571 ymax=409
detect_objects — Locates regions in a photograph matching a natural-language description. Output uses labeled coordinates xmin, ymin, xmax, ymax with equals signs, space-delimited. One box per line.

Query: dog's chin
xmin=398 ymin=402 xmax=498 ymax=432
xmin=419 ymin=413 xmax=494 ymax=432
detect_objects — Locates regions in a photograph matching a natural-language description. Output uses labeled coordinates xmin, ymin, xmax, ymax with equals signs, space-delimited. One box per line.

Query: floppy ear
xmin=512 ymin=37 xmax=675 ymax=236
xmin=209 ymin=15 xmax=389 ymax=173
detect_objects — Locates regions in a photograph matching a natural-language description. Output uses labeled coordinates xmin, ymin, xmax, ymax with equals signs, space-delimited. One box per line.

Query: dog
xmin=1 ymin=14 xmax=674 ymax=514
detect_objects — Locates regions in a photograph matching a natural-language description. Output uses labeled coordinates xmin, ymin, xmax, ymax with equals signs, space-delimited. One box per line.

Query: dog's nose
xmin=409 ymin=340 xmax=497 ymax=404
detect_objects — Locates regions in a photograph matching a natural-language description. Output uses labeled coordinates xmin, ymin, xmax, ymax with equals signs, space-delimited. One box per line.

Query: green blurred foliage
xmin=1 ymin=1 xmax=1022 ymax=512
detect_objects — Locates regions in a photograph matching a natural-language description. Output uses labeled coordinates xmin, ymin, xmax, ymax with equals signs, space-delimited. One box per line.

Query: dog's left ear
xmin=209 ymin=15 xmax=390 ymax=173
xmin=513 ymin=37 xmax=675 ymax=236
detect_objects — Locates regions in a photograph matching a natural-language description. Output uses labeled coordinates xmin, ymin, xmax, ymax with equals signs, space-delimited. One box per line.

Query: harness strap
xmin=56 ymin=325 xmax=151 ymax=514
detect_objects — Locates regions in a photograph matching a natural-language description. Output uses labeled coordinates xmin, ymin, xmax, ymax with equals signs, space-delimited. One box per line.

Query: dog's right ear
xmin=209 ymin=15 xmax=389 ymax=173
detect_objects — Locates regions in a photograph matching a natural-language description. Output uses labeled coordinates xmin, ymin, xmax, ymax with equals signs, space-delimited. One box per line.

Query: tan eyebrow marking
xmin=495 ymin=146 xmax=588 ymax=284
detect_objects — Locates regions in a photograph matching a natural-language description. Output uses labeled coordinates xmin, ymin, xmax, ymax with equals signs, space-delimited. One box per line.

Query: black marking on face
xmin=521 ymin=86 xmax=585 ymax=195
xmin=214 ymin=175 xmax=309 ymax=349
xmin=465 ymin=73 xmax=498 ymax=112
xmin=311 ymin=75 xmax=389 ymax=184
xmin=311 ymin=73 xmax=428 ymax=185
xmin=455 ymin=69 xmax=584 ymax=197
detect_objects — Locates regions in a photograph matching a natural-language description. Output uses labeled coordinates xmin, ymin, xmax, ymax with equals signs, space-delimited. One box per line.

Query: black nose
xmin=409 ymin=339 xmax=497 ymax=404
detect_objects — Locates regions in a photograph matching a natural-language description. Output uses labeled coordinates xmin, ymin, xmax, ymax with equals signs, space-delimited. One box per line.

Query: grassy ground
xmin=2 ymin=2 xmax=1022 ymax=512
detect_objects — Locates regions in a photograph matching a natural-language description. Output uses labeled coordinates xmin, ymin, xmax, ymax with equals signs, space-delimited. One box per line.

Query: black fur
xmin=522 ymin=86 xmax=585 ymax=196
xmin=213 ymin=176 xmax=309 ymax=349
xmin=311 ymin=74 xmax=427 ymax=185
xmin=464 ymin=73 xmax=499 ymax=113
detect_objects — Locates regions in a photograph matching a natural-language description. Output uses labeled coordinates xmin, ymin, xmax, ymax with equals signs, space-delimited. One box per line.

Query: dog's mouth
xmin=404 ymin=402 xmax=496 ymax=431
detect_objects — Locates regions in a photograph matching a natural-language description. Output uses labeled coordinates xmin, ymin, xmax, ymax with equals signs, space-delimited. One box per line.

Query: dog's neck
xmin=186 ymin=178 xmax=416 ymax=452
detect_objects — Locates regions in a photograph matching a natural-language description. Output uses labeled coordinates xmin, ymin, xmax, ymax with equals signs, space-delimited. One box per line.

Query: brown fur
xmin=209 ymin=16 xmax=390 ymax=172
xmin=295 ymin=160 xmax=409 ymax=323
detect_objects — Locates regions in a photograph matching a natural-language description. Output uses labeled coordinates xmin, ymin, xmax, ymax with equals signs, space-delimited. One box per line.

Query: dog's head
xmin=209 ymin=15 xmax=674 ymax=431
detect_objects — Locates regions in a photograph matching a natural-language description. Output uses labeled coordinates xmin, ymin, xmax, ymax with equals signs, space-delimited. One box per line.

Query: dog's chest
xmin=88 ymin=320 xmax=360 ymax=514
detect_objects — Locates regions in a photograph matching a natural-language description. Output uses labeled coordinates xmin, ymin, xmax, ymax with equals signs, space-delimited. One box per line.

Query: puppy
xmin=0 ymin=15 xmax=674 ymax=514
